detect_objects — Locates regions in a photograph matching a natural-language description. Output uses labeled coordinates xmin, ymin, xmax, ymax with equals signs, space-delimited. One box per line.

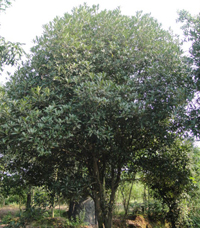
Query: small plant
xmin=65 ymin=217 xmax=85 ymax=228
xmin=190 ymin=215 xmax=200 ymax=227
xmin=1 ymin=212 xmax=26 ymax=228
xmin=53 ymin=209 xmax=66 ymax=217
xmin=2 ymin=206 xmax=49 ymax=228
xmin=130 ymin=202 xmax=145 ymax=215
xmin=4 ymin=220 xmax=26 ymax=228
xmin=1 ymin=213 xmax=13 ymax=224
xmin=65 ymin=209 xmax=86 ymax=228
xmin=5 ymin=195 xmax=19 ymax=205
xmin=23 ymin=206 xmax=49 ymax=222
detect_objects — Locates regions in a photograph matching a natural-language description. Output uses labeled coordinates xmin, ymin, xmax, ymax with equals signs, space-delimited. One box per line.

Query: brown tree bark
xmin=91 ymin=155 xmax=121 ymax=228
xmin=26 ymin=186 xmax=32 ymax=210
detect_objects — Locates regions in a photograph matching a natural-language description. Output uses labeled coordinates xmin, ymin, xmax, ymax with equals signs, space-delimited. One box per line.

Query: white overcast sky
xmin=0 ymin=0 xmax=200 ymax=83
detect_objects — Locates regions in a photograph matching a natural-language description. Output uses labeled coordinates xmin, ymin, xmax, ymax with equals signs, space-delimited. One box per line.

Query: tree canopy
xmin=0 ymin=4 xmax=195 ymax=228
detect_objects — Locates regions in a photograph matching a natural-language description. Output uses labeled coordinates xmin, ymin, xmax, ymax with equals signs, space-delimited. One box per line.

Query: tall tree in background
xmin=178 ymin=10 xmax=200 ymax=86
xmin=140 ymin=139 xmax=194 ymax=227
xmin=178 ymin=10 xmax=200 ymax=138
xmin=0 ymin=5 xmax=195 ymax=228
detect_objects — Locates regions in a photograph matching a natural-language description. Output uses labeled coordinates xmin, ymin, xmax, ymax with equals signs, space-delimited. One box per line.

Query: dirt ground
xmin=0 ymin=205 xmax=68 ymax=217
xmin=0 ymin=205 xmax=20 ymax=219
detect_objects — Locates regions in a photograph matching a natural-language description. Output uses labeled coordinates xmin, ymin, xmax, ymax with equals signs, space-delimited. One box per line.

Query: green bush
xmin=4 ymin=220 xmax=25 ymax=228
xmin=1 ymin=212 xmax=26 ymax=228
xmin=5 ymin=195 xmax=19 ymax=205
xmin=2 ymin=206 xmax=49 ymax=228
xmin=1 ymin=213 xmax=13 ymax=224
xmin=53 ymin=209 xmax=66 ymax=217
xmin=190 ymin=216 xmax=200 ymax=227
xmin=23 ymin=206 xmax=49 ymax=222
xmin=33 ymin=191 xmax=50 ymax=209
xmin=187 ymin=207 xmax=200 ymax=227
xmin=65 ymin=216 xmax=86 ymax=228
xmin=147 ymin=201 xmax=167 ymax=222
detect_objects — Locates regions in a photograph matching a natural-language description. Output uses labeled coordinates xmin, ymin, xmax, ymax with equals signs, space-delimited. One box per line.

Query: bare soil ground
xmin=0 ymin=205 xmax=20 ymax=219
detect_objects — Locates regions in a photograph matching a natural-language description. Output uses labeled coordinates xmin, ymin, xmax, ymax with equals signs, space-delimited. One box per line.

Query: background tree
xmin=118 ymin=172 xmax=136 ymax=219
xmin=0 ymin=5 xmax=195 ymax=228
xmin=188 ymin=145 xmax=200 ymax=226
xmin=178 ymin=10 xmax=200 ymax=86
xmin=140 ymin=139 xmax=194 ymax=227
xmin=177 ymin=10 xmax=200 ymax=138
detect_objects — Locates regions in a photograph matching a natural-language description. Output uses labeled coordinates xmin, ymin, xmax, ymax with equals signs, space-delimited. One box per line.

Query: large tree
xmin=0 ymin=5 xmax=194 ymax=227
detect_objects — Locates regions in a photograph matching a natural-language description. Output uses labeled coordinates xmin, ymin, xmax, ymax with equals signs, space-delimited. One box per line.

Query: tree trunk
xmin=169 ymin=210 xmax=176 ymax=228
xmin=58 ymin=195 xmax=61 ymax=217
xmin=26 ymin=186 xmax=32 ymax=210
xmin=94 ymin=196 xmax=104 ymax=228
xmin=147 ymin=186 xmax=150 ymax=215
xmin=51 ymin=195 xmax=55 ymax=218
xmin=52 ymin=207 xmax=55 ymax=218
xmin=19 ymin=196 xmax=22 ymax=212
xmin=167 ymin=204 xmax=177 ymax=228
xmin=121 ymin=180 xmax=134 ymax=219
xmin=68 ymin=200 xmax=83 ymax=221
xmin=68 ymin=200 xmax=74 ymax=219
xmin=94 ymin=201 xmax=113 ymax=228
xmin=143 ymin=184 xmax=147 ymax=214
xmin=2 ymin=197 xmax=5 ymax=207
xmin=91 ymin=155 xmax=121 ymax=228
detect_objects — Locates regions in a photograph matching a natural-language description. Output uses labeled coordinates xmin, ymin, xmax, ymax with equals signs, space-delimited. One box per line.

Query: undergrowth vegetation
xmin=0 ymin=179 xmax=200 ymax=228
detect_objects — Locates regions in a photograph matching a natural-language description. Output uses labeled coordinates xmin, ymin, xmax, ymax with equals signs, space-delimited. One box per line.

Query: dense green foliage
xmin=0 ymin=4 xmax=197 ymax=228
xmin=140 ymin=140 xmax=194 ymax=227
